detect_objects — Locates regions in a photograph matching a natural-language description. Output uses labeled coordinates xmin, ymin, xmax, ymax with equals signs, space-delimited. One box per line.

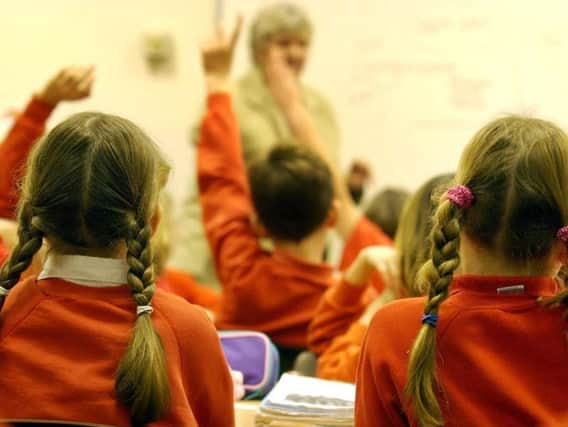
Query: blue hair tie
xmin=421 ymin=314 xmax=439 ymax=328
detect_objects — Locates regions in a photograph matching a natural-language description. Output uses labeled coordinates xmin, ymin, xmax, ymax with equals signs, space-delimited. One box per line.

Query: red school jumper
xmin=355 ymin=275 xmax=568 ymax=427
xmin=197 ymin=93 xmax=391 ymax=348
xmin=0 ymin=276 xmax=234 ymax=426
xmin=0 ymin=96 xmax=53 ymax=220
xmin=0 ymin=97 xmax=53 ymax=269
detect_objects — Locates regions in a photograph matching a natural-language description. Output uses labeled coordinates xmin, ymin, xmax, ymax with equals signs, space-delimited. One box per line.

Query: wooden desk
xmin=235 ymin=401 xmax=260 ymax=427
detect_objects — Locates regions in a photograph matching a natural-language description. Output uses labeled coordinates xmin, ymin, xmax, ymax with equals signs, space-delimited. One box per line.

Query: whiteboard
xmin=222 ymin=0 xmax=568 ymax=192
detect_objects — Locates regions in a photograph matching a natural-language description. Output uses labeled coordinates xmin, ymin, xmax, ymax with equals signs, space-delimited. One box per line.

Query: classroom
xmin=1 ymin=0 xmax=568 ymax=426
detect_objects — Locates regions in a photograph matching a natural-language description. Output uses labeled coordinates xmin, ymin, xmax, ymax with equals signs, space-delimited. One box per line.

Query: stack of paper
xmin=255 ymin=374 xmax=355 ymax=426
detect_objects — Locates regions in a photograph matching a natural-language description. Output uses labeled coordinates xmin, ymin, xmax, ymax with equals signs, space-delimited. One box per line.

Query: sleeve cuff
xmin=207 ymin=92 xmax=232 ymax=108
xmin=26 ymin=96 xmax=55 ymax=123
xmin=329 ymin=279 xmax=367 ymax=306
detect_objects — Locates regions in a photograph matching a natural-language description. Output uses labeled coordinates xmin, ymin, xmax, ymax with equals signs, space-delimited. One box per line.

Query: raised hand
xmin=37 ymin=65 xmax=95 ymax=106
xmin=344 ymin=245 xmax=399 ymax=289
xmin=201 ymin=17 xmax=242 ymax=92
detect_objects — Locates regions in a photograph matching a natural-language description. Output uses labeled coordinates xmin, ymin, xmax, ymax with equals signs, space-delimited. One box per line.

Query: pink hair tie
xmin=446 ymin=185 xmax=474 ymax=210
xmin=557 ymin=226 xmax=568 ymax=243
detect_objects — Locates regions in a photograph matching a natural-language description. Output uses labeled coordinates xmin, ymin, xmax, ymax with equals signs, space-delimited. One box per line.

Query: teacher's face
xmin=264 ymin=33 xmax=309 ymax=75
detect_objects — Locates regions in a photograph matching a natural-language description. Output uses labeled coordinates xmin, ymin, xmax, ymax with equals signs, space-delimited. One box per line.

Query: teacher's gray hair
xmin=249 ymin=3 xmax=313 ymax=61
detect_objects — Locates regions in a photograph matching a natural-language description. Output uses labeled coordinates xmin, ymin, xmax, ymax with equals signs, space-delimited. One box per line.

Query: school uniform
xmin=197 ymin=93 xmax=390 ymax=350
xmin=0 ymin=96 xmax=52 ymax=273
xmin=0 ymin=96 xmax=53 ymax=220
xmin=0 ymin=253 xmax=235 ymax=427
xmin=355 ymin=275 xmax=568 ymax=427
xmin=156 ymin=268 xmax=220 ymax=313
xmin=308 ymin=280 xmax=396 ymax=383
xmin=0 ymin=236 xmax=8 ymax=266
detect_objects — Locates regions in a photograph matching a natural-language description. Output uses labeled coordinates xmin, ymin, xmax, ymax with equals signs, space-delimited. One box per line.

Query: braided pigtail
xmin=115 ymin=219 xmax=170 ymax=426
xmin=404 ymin=196 xmax=464 ymax=427
xmin=0 ymin=204 xmax=43 ymax=310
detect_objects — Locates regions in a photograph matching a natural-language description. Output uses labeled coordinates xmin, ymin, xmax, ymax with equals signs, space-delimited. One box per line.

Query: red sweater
xmin=339 ymin=216 xmax=392 ymax=272
xmin=0 ymin=97 xmax=53 ymax=220
xmin=198 ymin=94 xmax=385 ymax=347
xmin=0 ymin=277 xmax=235 ymax=426
xmin=307 ymin=280 xmax=370 ymax=382
xmin=156 ymin=268 xmax=220 ymax=312
xmin=339 ymin=216 xmax=393 ymax=293
xmin=355 ymin=275 xmax=568 ymax=427
xmin=0 ymin=237 xmax=8 ymax=267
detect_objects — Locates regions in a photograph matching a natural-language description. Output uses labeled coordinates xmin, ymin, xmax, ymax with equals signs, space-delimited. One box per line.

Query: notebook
xmin=256 ymin=374 xmax=355 ymax=426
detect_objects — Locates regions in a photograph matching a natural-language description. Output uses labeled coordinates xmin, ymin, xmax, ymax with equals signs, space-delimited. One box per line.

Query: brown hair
xmin=395 ymin=174 xmax=453 ymax=297
xmin=248 ymin=143 xmax=334 ymax=242
xmin=405 ymin=116 xmax=568 ymax=426
xmin=0 ymin=112 xmax=171 ymax=425
xmin=364 ymin=188 xmax=410 ymax=240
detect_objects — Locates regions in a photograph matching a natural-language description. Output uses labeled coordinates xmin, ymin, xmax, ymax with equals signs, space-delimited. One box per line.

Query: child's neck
xmin=273 ymin=230 xmax=328 ymax=264
xmin=47 ymin=239 xmax=127 ymax=259
xmin=460 ymin=233 xmax=559 ymax=277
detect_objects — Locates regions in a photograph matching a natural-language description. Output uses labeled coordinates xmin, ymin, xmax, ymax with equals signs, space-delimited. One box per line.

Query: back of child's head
xmin=364 ymin=188 xmax=410 ymax=239
xmin=406 ymin=116 xmax=568 ymax=427
xmin=248 ymin=143 xmax=334 ymax=242
xmin=0 ymin=112 xmax=171 ymax=425
xmin=395 ymin=174 xmax=453 ymax=297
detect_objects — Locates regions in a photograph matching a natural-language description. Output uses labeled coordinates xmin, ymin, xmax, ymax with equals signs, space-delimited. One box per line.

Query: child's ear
xmin=324 ymin=199 xmax=340 ymax=228
xmin=250 ymin=213 xmax=269 ymax=238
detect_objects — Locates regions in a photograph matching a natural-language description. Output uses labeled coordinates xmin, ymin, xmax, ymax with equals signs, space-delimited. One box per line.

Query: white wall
xmin=1 ymin=0 xmax=213 ymax=205
xmin=225 ymin=0 xmax=568 ymax=194
xmin=4 ymin=0 xmax=568 ymax=203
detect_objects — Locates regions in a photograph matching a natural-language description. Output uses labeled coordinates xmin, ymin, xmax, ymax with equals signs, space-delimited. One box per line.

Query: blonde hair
xmin=0 ymin=112 xmax=172 ymax=425
xmin=395 ymin=174 xmax=453 ymax=297
xmin=405 ymin=116 xmax=568 ymax=426
xmin=249 ymin=2 xmax=312 ymax=59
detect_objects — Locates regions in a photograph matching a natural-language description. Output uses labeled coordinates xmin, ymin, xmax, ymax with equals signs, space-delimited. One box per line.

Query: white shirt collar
xmin=38 ymin=252 xmax=129 ymax=287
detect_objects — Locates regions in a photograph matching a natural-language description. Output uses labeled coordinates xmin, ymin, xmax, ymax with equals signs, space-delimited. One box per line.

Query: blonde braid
xmin=115 ymin=219 xmax=170 ymax=426
xmin=405 ymin=200 xmax=463 ymax=427
xmin=125 ymin=221 xmax=154 ymax=306
xmin=0 ymin=205 xmax=43 ymax=310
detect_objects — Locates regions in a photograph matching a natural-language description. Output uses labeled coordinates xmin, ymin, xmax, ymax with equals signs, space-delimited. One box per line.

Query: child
xmin=197 ymin=21 xmax=391 ymax=371
xmin=364 ymin=188 xmax=410 ymax=240
xmin=356 ymin=116 xmax=568 ymax=426
xmin=308 ymin=174 xmax=453 ymax=382
xmin=0 ymin=68 xmax=219 ymax=315
xmin=0 ymin=112 xmax=234 ymax=425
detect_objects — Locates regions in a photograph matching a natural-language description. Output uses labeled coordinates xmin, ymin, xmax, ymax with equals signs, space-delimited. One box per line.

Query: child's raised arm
xmin=197 ymin=19 xmax=271 ymax=287
xmin=0 ymin=65 xmax=94 ymax=220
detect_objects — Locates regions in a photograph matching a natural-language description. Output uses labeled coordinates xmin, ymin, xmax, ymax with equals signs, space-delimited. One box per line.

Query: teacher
xmin=172 ymin=2 xmax=341 ymax=285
